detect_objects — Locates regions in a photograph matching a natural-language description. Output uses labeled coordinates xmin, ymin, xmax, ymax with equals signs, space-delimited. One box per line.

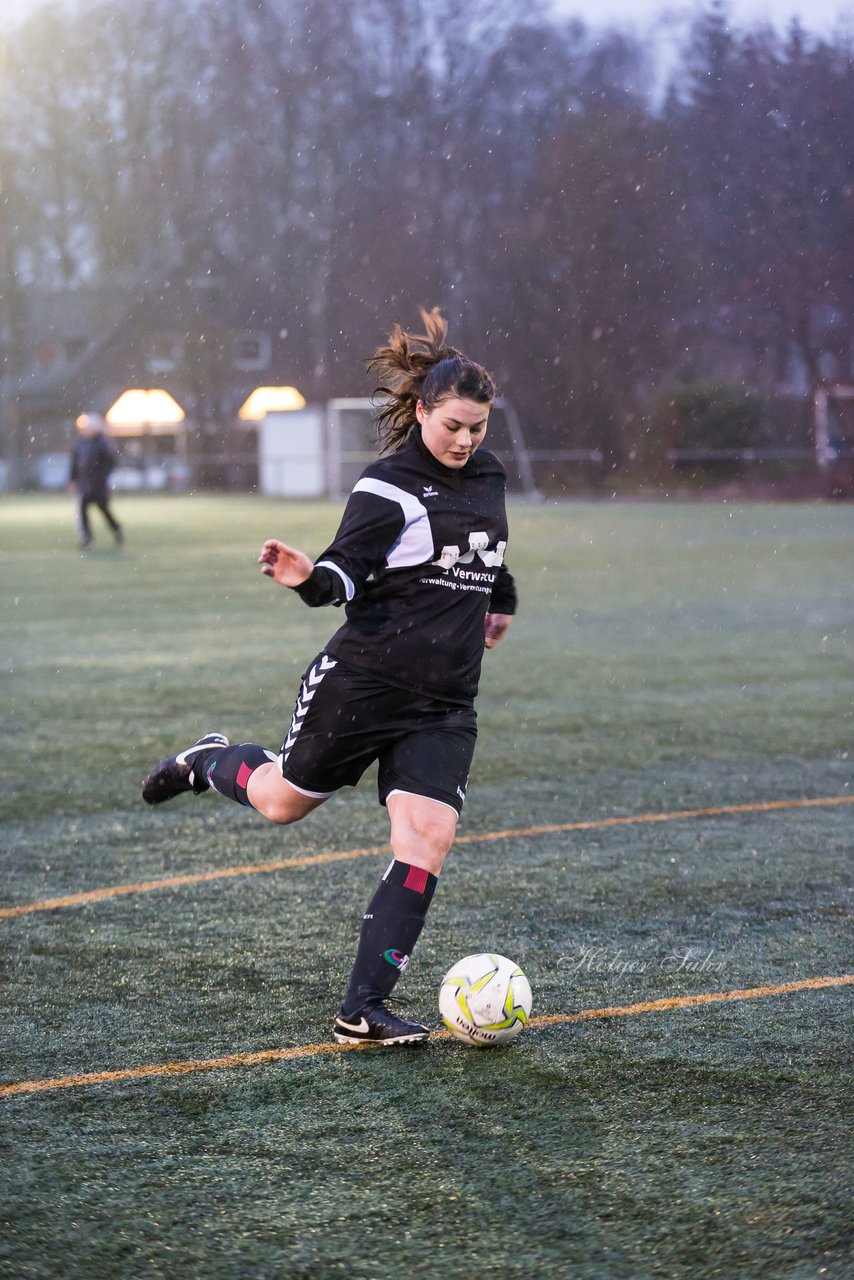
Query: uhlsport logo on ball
xmin=439 ymin=952 xmax=532 ymax=1047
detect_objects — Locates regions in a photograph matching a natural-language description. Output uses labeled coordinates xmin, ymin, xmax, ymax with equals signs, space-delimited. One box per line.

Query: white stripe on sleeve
xmin=315 ymin=559 xmax=356 ymax=601
xmin=352 ymin=477 xmax=433 ymax=569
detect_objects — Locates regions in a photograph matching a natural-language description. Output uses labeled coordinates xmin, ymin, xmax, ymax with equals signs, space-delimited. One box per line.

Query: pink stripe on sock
xmin=236 ymin=762 xmax=254 ymax=790
xmin=403 ymin=864 xmax=429 ymax=894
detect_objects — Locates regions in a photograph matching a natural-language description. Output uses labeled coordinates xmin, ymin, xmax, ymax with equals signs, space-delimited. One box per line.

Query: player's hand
xmin=258 ymin=539 xmax=314 ymax=588
xmin=484 ymin=613 xmax=512 ymax=649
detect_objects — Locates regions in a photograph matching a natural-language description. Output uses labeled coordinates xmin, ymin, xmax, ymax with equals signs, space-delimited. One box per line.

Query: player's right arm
xmin=258 ymin=486 xmax=406 ymax=607
xmin=291 ymin=487 xmax=407 ymax=608
xmin=258 ymin=540 xmax=314 ymax=587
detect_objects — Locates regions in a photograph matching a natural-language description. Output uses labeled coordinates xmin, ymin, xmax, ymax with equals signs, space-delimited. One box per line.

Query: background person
xmin=142 ymin=308 xmax=516 ymax=1046
xmin=69 ymin=413 xmax=123 ymax=548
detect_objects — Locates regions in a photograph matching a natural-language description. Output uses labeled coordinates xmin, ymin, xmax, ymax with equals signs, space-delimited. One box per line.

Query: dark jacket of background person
xmin=69 ymin=414 xmax=123 ymax=547
xmin=70 ymin=430 xmax=116 ymax=495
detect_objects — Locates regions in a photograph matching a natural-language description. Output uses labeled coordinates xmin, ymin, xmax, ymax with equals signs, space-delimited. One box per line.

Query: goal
xmin=325 ymin=397 xmax=539 ymax=499
xmin=814 ymin=385 xmax=854 ymax=468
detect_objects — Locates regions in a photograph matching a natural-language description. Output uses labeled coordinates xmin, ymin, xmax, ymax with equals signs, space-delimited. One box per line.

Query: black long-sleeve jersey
xmin=295 ymin=426 xmax=517 ymax=702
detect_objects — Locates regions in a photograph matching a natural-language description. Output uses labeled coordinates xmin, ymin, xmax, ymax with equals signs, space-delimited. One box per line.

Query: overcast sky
xmin=551 ymin=0 xmax=852 ymax=33
xmin=4 ymin=0 xmax=852 ymax=35
xmin=6 ymin=0 xmax=854 ymax=29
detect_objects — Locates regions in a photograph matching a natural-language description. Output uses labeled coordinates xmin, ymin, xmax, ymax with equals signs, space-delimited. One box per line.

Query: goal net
xmin=814 ymin=385 xmax=854 ymax=467
xmin=325 ymin=398 xmax=539 ymax=498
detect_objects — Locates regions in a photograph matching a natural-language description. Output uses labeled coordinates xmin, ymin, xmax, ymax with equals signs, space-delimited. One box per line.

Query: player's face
xmin=416 ymin=396 xmax=491 ymax=469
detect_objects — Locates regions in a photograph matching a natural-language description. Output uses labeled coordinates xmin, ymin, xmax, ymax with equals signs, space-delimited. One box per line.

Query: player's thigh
xmin=386 ymin=791 xmax=458 ymax=875
xmin=277 ymin=653 xmax=400 ymax=798
xmin=377 ymin=706 xmax=478 ymax=817
xmin=246 ymin=762 xmax=327 ymax=824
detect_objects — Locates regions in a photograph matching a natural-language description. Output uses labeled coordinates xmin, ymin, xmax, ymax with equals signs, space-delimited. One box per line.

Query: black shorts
xmin=278 ymin=652 xmax=477 ymax=815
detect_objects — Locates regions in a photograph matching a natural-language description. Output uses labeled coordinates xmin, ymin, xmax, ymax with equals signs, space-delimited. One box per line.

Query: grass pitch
xmin=1 ymin=494 xmax=852 ymax=1279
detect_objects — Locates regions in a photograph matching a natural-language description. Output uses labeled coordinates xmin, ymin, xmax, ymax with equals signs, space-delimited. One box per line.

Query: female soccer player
xmin=142 ymin=308 xmax=517 ymax=1045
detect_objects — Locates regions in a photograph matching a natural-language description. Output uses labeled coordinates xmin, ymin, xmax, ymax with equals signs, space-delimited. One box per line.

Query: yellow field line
xmin=0 ymin=844 xmax=392 ymax=920
xmin=531 ymin=973 xmax=854 ymax=1024
xmin=2 ymin=794 xmax=852 ymax=920
xmin=2 ymin=974 xmax=850 ymax=1099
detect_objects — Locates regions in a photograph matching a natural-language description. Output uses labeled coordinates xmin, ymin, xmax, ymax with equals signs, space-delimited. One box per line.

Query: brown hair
xmin=367 ymin=307 xmax=496 ymax=454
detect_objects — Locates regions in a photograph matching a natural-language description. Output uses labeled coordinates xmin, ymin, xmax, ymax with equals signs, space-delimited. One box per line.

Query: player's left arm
xmin=484 ymin=563 xmax=517 ymax=648
xmin=484 ymin=613 xmax=513 ymax=649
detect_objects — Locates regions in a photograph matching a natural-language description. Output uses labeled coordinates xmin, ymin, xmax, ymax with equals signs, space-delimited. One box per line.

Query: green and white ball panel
xmin=439 ymin=952 xmax=532 ymax=1047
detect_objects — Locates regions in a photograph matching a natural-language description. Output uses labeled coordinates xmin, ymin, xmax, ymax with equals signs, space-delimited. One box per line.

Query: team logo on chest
xmin=434 ymin=531 xmax=506 ymax=571
xmin=422 ymin=485 xmax=438 ymax=499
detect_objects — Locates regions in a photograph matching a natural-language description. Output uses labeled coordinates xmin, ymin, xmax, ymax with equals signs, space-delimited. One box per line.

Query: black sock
xmin=191 ymin=743 xmax=275 ymax=807
xmin=340 ymin=859 xmax=438 ymax=1015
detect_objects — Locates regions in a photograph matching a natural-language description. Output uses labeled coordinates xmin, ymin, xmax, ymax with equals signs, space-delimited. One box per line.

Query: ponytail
xmin=367 ymin=307 xmax=496 ymax=454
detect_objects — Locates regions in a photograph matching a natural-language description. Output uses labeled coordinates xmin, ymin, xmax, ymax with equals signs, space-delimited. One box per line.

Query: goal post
xmin=325 ymin=399 xmax=377 ymax=501
xmin=814 ymin=385 xmax=854 ymax=469
xmin=325 ymin=396 xmax=540 ymax=499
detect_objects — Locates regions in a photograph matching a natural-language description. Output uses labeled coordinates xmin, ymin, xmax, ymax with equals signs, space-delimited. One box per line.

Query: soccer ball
xmin=439 ymin=952 xmax=532 ymax=1047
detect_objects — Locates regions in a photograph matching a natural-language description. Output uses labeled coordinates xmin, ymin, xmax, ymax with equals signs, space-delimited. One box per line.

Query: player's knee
xmin=257 ymin=778 xmax=323 ymax=829
xmin=391 ymin=807 xmax=456 ymax=871
xmin=264 ymin=799 xmax=301 ymax=825
xmin=424 ymin=816 xmax=456 ymax=860
xmin=261 ymin=790 xmax=319 ymax=825
xmin=248 ymin=768 xmax=319 ymax=825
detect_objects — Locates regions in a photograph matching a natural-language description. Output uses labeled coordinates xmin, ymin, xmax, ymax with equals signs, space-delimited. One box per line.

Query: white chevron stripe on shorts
xmin=282 ymin=655 xmax=337 ymax=761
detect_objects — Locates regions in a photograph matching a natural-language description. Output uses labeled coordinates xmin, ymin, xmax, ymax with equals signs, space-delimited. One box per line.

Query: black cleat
xmin=142 ymin=732 xmax=229 ymax=805
xmin=333 ymin=1002 xmax=430 ymax=1046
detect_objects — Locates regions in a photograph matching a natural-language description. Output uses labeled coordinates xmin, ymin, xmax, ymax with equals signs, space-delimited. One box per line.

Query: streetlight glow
xmin=238 ymin=386 xmax=306 ymax=420
xmin=105 ymin=388 xmax=186 ymax=435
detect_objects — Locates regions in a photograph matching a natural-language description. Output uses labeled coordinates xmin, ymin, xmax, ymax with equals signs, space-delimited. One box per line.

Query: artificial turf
xmin=1 ymin=494 xmax=851 ymax=1279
